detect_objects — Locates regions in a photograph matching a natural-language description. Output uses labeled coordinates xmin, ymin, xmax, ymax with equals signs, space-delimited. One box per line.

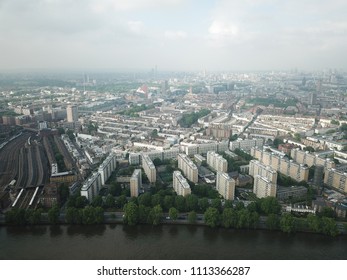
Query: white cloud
xmin=127 ymin=21 xmax=144 ymax=34
xmin=164 ymin=30 xmax=187 ymax=40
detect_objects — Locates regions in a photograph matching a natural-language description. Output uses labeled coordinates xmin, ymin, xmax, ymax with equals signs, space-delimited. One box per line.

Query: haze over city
xmin=1 ymin=0 xmax=347 ymax=71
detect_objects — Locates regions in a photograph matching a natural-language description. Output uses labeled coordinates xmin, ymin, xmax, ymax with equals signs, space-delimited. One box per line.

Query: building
xmin=313 ymin=165 xmax=324 ymax=188
xmin=253 ymin=175 xmax=276 ymax=198
xmin=129 ymin=153 xmax=141 ymax=165
xmin=276 ymin=186 xmax=307 ymax=201
xmin=249 ymin=160 xmax=277 ymax=184
xmin=80 ymin=172 xmax=102 ymax=202
xmin=98 ymin=153 xmax=117 ymax=185
xmin=251 ymin=147 xmax=309 ymax=182
xmin=177 ymin=153 xmax=198 ymax=183
xmin=142 ymin=154 xmax=156 ymax=183
xmin=230 ymin=138 xmax=264 ymax=152
xmin=206 ymin=151 xmax=228 ymax=172
xmin=291 ymin=149 xmax=335 ymax=169
xmin=66 ymin=105 xmax=78 ymax=123
xmin=130 ymin=169 xmax=142 ymax=197
xmin=173 ymin=171 xmax=191 ymax=196
xmin=324 ymin=169 xmax=347 ymax=194
xmin=216 ymin=172 xmax=235 ymax=200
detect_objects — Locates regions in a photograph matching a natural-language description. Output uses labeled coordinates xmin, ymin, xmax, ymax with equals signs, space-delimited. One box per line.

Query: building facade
xmin=177 ymin=153 xmax=198 ymax=183
xmin=130 ymin=169 xmax=142 ymax=197
xmin=207 ymin=151 xmax=228 ymax=172
xmin=142 ymin=154 xmax=156 ymax=183
xmin=216 ymin=172 xmax=235 ymax=200
xmin=173 ymin=171 xmax=192 ymax=196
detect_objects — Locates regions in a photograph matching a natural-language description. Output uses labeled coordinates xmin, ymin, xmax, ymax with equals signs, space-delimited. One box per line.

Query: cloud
xmin=127 ymin=21 xmax=144 ymax=34
xmin=164 ymin=30 xmax=187 ymax=40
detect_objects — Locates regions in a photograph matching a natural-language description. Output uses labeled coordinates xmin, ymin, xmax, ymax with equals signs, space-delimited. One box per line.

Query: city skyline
xmin=1 ymin=0 xmax=347 ymax=72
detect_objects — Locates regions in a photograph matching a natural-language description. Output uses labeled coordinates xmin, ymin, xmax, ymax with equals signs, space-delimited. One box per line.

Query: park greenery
xmin=178 ymin=109 xmax=210 ymax=128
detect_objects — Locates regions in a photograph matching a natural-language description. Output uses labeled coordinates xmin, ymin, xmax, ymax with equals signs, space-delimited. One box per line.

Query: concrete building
xmin=251 ymin=147 xmax=309 ymax=182
xmin=130 ymin=169 xmax=142 ymax=197
xmin=229 ymin=138 xmax=264 ymax=152
xmin=324 ymin=169 xmax=347 ymax=194
xmin=216 ymin=172 xmax=235 ymax=200
xmin=291 ymin=149 xmax=335 ymax=169
xmin=249 ymin=160 xmax=277 ymax=184
xmin=129 ymin=153 xmax=141 ymax=165
xmin=80 ymin=172 xmax=102 ymax=202
xmin=276 ymin=186 xmax=308 ymax=201
xmin=207 ymin=151 xmax=228 ymax=172
xmin=173 ymin=171 xmax=191 ymax=197
xmin=177 ymin=153 xmax=198 ymax=183
xmin=98 ymin=152 xmax=117 ymax=185
xmin=67 ymin=105 xmax=78 ymax=123
xmin=253 ymin=175 xmax=276 ymax=198
xmin=142 ymin=154 xmax=156 ymax=183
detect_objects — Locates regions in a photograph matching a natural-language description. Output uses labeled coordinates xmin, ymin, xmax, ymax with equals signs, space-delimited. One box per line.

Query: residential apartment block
xmin=130 ymin=169 xmax=142 ymax=197
xmin=98 ymin=152 xmax=117 ymax=185
xmin=207 ymin=151 xmax=228 ymax=172
xmin=177 ymin=153 xmax=198 ymax=183
xmin=142 ymin=154 xmax=156 ymax=183
xmin=173 ymin=171 xmax=192 ymax=197
xmin=253 ymin=175 xmax=277 ymax=198
xmin=324 ymin=169 xmax=347 ymax=194
xmin=80 ymin=172 xmax=102 ymax=202
xmin=251 ymin=147 xmax=309 ymax=182
xmin=229 ymin=138 xmax=264 ymax=152
xmin=216 ymin=172 xmax=235 ymax=200
xmin=290 ymin=149 xmax=335 ymax=169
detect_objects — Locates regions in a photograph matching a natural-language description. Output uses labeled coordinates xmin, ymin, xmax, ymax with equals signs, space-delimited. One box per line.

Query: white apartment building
xmin=207 ymin=151 xmax=228 ymax=172
xmin=216 ymin=172 xmax=235 ymax=200
xmin=80 ymin=172 xmax=102 ymax=202
xmin=253 ymin=175 xmax=277 ymax=198
xmin=173 ymin=171 xmax=192 ymax=197
xmin=177 ymin=153 xmax=198 ymax=183
xmin=130 ymin=169 xmax=142 ymax=197
xmin=98 ymin=152 xmax=117 ymax=185
xmin=142 ymin=154 xmax=156 ymax=183
xmin=67 ymin=105 xmax=78 ymax=123
xmin=229 ymin=138 xmax=264 ymax=152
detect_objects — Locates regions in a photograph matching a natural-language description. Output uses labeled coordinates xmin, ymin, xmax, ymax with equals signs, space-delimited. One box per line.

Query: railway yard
xmin=0 ymin=130 xmax=76 ymax=210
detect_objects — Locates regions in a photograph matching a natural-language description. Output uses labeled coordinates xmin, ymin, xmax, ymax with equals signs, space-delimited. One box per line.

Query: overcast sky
xmin=0 ymin=0 xmax=347 ymax=72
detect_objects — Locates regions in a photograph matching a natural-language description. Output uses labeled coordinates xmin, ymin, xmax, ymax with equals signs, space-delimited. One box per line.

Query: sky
xmin=0 ymin=0 xmax=347 ymax=72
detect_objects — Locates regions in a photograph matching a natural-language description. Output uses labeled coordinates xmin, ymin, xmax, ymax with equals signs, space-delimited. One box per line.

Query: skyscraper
xmin=67 ymin=105 xmax=78 ymax=123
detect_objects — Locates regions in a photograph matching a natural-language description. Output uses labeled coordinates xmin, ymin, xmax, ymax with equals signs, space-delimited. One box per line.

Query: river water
xmin=1 ymin=224 xmax=346 ymax=260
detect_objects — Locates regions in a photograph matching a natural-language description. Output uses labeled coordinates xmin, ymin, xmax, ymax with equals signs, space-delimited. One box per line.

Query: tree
xmin=211 ymin=199 xmax=222 ymax=212
xmin=260 ymin=197 xmax=281 ymax=215
xmin=321 ymin=217 xmax=338 ymax=237
xmin=150 ymin=129 xmax=158 ymax=138
xmin=104 ymin=194 xmax=116 ymax=209
xmin=151 ymin=193 xmax=162 ymax=208
xmin=138 ymin=205 xmax=151 ymax=224
xmin=163 ymin=195 xmax=174 ymax=211
xmin=109 ymin=183 xmax=122 ymax=196
xmin=185 ymin=194 xmax=199 ymax=212
xmin=266 ymin=214 xmax=279 ymax=230
xmin=91 ymin=195 xmax=103 ymax=207
xmin=48 ymin=204 xmax=60 ymax=224
xmin=273 ymin=138 xmax=284 ymax=148
xmin=237 ymin=209 xmax=251 ymax=229
xmin=198 ymin=198 xmax=210 ymax=212
xmin=149 ymin=205 xmax=163 ymax=226
xmin=65 ymin=207 xmax=82 ymax=224
xmin=303 ymin=146 xmax=315 ymax=153
xmin=75 ymin=196 xmax=88 ymax=208
xmin=116 ymin=195 xmax=127 ymax=209
xmin=138 ymin=192 xmax=152 ymax=207
xmin=175 ymin=195 xmax=186 ymax=212
xmin=123 ymin=202 xmax=139 ymax=226
xmin=188 ymin=211 xmax=197 ymax=224
xmin=319 ymin=207 xmax=336 ymax=218
xmin=204 ymin=207 xmax=220 ymax=228
xmin=224 ymin=200 xmax=234 ymax=209
xmin=95 ymin=207 xmax=104 ymax=224
xmin=280 ymin=213 xmax=296 ymax=233
xmin=222 ymin=207 xmax=234 ymax=228
xmin=168 ymin=207 xmax=178 ymax=220
xmin=82 ymin=206 xmax=96 ymax=224
xmin=307 ymin=214 xmax=321 ymax=233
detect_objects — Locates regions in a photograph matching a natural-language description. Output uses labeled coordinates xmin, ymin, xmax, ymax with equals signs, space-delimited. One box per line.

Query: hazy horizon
xmin=1 ymin=0 xmax=347 ymax=72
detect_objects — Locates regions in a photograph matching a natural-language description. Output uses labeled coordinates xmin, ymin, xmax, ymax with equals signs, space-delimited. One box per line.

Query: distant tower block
xmin=313 ymin=165 xmax=324 ymax=188
xmin=67 ymin=105 xmax=78 ymax=123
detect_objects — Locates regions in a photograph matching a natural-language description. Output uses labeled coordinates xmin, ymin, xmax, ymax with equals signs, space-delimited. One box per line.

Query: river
xmin=1 ymin=224 xmax=346 ymax=260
